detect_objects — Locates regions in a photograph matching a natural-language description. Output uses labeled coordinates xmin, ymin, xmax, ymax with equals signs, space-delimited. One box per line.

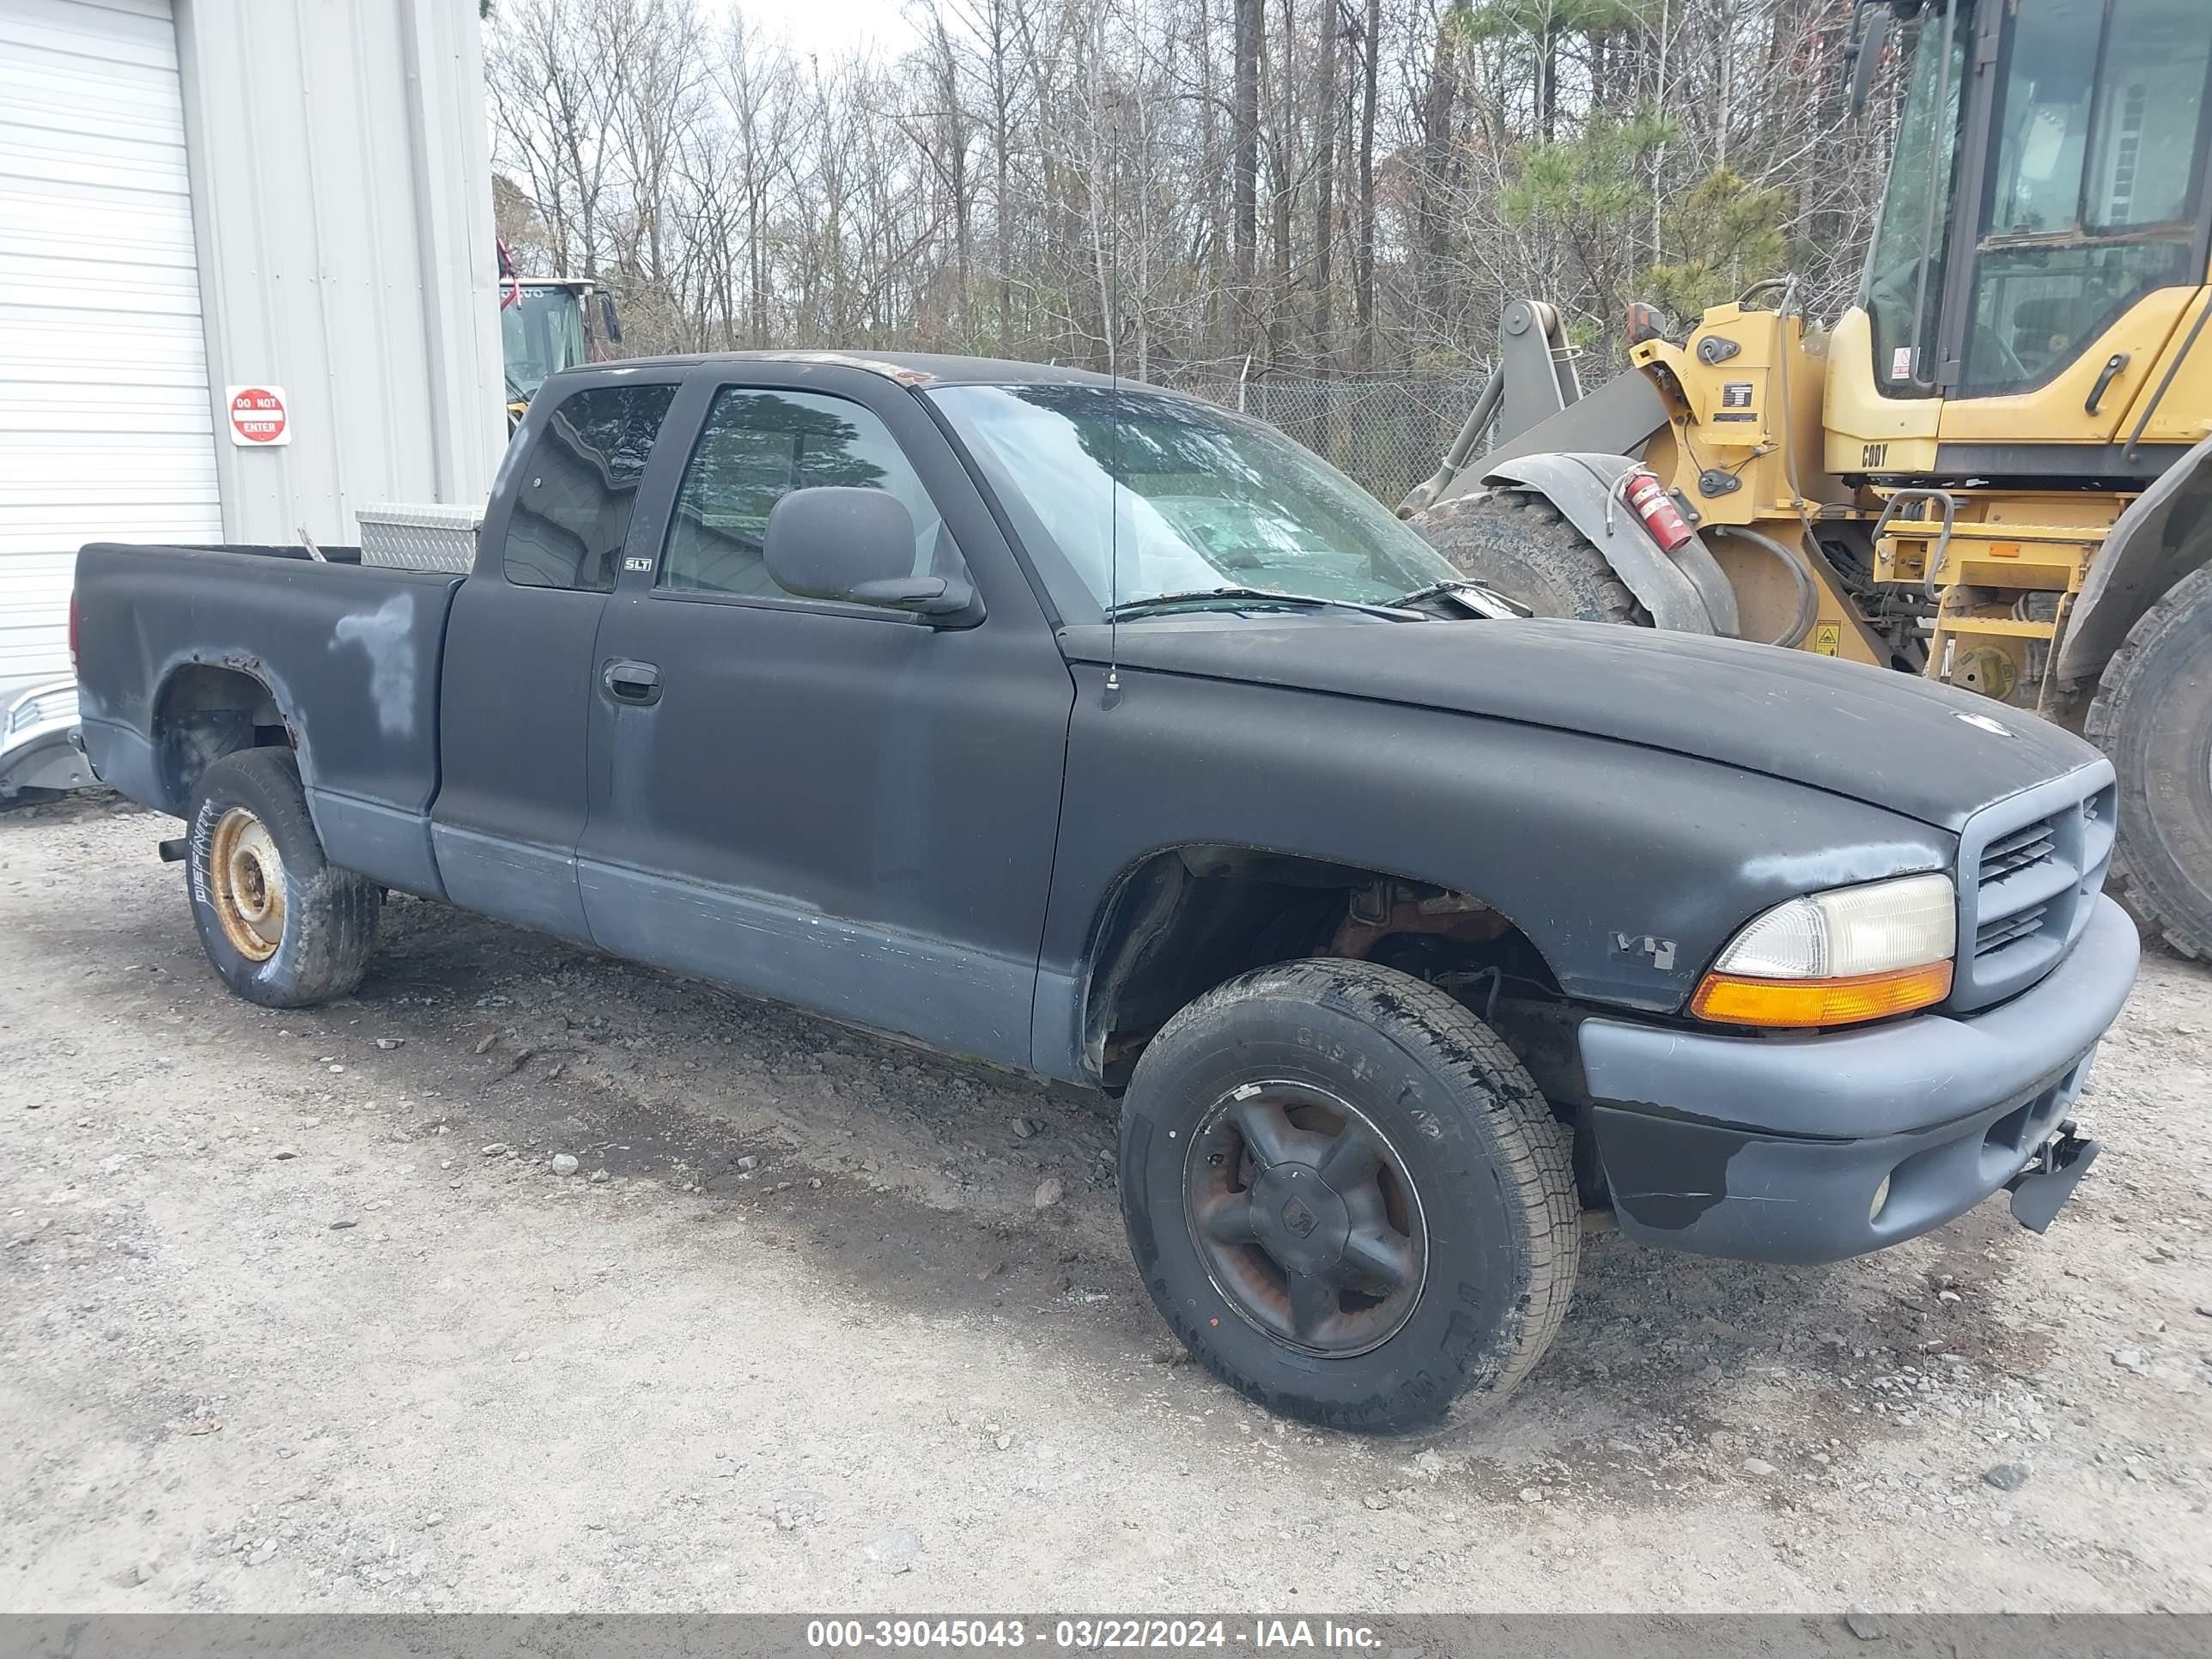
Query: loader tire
xmin=2085 ymin=562 xmax=2212 ymax=960
xmin=1410 ymin=489 xmax=1650 ymax=626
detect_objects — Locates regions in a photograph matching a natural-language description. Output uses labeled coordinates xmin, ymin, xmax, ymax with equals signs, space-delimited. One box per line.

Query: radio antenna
xmin=1100 ymin=7 xmax=1122 ymax=707
xmin=1104 ymin=365 xmax=1122 ymax=699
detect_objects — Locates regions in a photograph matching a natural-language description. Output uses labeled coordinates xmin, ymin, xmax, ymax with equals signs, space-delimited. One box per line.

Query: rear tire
xmin=1410 ymin=489 xmax=1650 ymax=625
xmin=184 ymin=748 xmax=380 ymax=1007
xmin=1118 ymin=959 xmax=1579 ymax=1434
xmin=2085 ymin=563 xmax=2212 ymax=959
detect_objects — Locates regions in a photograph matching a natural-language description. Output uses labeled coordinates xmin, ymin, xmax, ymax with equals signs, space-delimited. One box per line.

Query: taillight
xmin=68 ymin=591 xmax=80 ymax=671
xmin=1624 ymin=471 xmax=1695 ymax=553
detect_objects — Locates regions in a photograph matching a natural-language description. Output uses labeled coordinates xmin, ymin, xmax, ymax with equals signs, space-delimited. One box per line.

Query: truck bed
xmin=73 ymin=541 xmax=465 ymax=893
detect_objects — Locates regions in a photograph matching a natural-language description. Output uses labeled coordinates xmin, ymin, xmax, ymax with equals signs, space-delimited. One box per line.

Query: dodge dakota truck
xmin=74 ymin=352 xmax=2140 ymax=1433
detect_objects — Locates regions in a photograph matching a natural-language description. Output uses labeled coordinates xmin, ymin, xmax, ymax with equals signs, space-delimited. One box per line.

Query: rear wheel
xmin=1409 ymin=488 xmax=1650 ymax=625
xmin=184 ymin=748 xmax=380 ymax=1006
xmin=2085 ymin=563 xmax=2212 ymax=958
xmin=1118 ymin=959 xmax=1579 ymax=1434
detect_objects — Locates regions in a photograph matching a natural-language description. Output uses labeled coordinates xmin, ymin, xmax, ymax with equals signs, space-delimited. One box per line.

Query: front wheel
xmin=1118 ymin=959 xmax=1580 ymax=1434
xmin=184 ymin=748 xmax=380 ymax=1006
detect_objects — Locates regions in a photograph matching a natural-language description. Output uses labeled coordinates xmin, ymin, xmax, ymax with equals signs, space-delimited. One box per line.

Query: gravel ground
xmin=2 ymin=793 xmax=2209 ymax=1613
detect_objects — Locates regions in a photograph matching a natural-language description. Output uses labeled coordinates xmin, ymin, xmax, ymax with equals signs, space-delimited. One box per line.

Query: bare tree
xmin=1231 ymin=0 xmax=1263 ymax=358
xmin=1353 ymin=0 xmax=1379 ymax=367
xmin=484 ymin=0 xmax=1898 ymax=385
xmin=1310 ymin=0 xmax=1340 ymax=365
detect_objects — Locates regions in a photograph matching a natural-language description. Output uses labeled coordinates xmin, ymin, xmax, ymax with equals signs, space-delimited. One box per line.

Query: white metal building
xmin=0 ymin=0 xmax=507 ymax=694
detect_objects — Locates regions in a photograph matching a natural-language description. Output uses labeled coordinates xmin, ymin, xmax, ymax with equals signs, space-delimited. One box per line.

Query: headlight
xmin=1691 ymin=872 xmax=1956 ymax=1028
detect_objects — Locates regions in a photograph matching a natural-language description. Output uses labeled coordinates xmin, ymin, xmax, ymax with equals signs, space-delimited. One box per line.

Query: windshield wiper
xmin=1103 ymin=587 xmax=1413 ymax=622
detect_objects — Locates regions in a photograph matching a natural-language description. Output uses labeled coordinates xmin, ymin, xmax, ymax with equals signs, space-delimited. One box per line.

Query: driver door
xmin=574 ymin=363 xmax=1076 ymax=1069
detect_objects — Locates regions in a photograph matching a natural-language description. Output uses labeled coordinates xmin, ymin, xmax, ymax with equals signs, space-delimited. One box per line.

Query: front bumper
xmin=1578 ymin=895 xmax=2139 ymax=1264
xmin=0 ymin=679 xmax=89 ymax=801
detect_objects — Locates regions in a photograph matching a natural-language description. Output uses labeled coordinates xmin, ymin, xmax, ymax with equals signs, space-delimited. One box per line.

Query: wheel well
xmin=1081 ymin=846 xmax=1562 ymax=1090
xmin=2061 ymin=443 xmax=2212 ymax=681
xmin=151 ymin=664 xmax=295 ymax=811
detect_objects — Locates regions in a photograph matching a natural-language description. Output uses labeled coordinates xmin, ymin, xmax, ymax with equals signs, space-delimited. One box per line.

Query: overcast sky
xmin=721 ymin=0 xmax=920 ymax=61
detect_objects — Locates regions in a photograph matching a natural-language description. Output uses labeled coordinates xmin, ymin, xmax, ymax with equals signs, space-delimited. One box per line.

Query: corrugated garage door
xmin=0 ymin=0 xmax=219 ymax=692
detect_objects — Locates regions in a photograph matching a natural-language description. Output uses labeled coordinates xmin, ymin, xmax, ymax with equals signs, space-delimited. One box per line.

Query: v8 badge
xmin=1611 ymin=932 xmax=1678 ymax=971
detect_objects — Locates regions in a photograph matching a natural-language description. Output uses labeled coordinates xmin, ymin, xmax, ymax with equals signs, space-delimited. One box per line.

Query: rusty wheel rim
xmin=1182 ymin=1081 xmax=1429 ymax=1358
xmin=208 ymin=806 xmax=285 ymax=962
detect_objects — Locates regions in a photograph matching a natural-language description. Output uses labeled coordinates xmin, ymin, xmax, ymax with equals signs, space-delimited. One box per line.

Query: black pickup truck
xmin=75 ymin=352 xmax=2139 ymax=1432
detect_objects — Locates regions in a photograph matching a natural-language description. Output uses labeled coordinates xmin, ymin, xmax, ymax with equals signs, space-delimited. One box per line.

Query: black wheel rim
xmin=1182 ymin=1081 xmax=1430 ymax=1358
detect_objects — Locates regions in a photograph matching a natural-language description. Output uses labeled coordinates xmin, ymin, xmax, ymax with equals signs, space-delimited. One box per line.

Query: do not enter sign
xmin=226 ymin=385 xmax=290 ymax=447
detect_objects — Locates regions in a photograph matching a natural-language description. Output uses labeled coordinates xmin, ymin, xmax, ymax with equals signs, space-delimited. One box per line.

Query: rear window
xmin=502 ymin=382 xmax=678 ymax=591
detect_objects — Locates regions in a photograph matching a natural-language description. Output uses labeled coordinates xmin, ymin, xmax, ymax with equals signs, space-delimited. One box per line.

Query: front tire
xmin=2086 ymin=562 xmax=2212 ymax=958
xmin=184 ymin=748 xmax=380 ymax=1007
xmin=1118 ymin=959 xmax=1579 ymax=1434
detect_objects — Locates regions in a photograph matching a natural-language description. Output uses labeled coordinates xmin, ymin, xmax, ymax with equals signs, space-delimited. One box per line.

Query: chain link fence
xmin=1160 ymin=369 xmax=1493 ymax=509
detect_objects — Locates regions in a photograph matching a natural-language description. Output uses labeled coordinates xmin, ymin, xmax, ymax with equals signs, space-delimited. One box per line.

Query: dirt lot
xmin=3 ymin=793 xmax=2208 ymax=1614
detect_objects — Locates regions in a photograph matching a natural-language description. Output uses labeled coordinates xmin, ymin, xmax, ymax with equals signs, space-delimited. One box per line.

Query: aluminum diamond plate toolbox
xmin=358 ymin=503 xmax=481 ymax=573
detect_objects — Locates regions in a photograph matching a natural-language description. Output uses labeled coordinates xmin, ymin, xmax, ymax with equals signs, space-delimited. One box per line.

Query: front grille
xmin=1976 ymin=905 xmax=2049 ymax=954
xmin=1979 ymin=822 xmax=2057 ymax=882
xmin=1953 ymin=763 xmax=2116 ymax=1012
xmin=5 ymin=684 xmax=76 ymax=738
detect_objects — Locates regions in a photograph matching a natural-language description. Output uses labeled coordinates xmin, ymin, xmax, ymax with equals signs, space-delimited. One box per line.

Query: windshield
xmin=501 ymin=286 xmax=590 ymax=403
xmin=927 ymin=384 xmax=1462 ymax=621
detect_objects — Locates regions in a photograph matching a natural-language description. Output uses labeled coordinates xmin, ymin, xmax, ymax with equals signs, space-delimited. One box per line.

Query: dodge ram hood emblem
xmin=1954 ymin=711 xmax=2014 ymax=737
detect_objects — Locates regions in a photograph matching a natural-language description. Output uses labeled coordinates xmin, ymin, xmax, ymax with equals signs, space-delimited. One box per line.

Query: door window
xmin=1960 ymin=0 xmax=2212 ymax=394
xmin=1863 ymin=2 xmax=1969 ymax=394
xmin=502 ymin=382 xmax=678 ymax=590
xmin=659 ymin=387 xmax=950 ymax=599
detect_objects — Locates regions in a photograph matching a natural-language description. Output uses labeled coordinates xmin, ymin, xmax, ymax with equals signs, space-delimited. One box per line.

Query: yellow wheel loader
xmin=1403 ymin=0 xmax=2212 ymax=957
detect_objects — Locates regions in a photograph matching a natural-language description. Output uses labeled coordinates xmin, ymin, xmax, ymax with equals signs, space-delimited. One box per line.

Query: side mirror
xmin=1849 ymin=7 xmax=1895 ymax=117
xmin=598 ymin=291 xmax=623 ymax=345
xmin=763 ymin=487 xmax=980 ymax=623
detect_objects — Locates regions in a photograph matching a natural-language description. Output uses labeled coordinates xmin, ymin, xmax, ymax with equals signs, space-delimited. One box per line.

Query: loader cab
xmin=501 ymin=279 xmax=617 ymax=431
xmin=1843 ymin=0 xmax=2212 ymax=474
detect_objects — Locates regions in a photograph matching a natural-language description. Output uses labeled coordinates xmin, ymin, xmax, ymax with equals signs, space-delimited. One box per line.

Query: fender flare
xmin=2057 ymin=428 xmax=2212 ymax=682
xmin=1480 ymin=452 xmax=1741 ymax=638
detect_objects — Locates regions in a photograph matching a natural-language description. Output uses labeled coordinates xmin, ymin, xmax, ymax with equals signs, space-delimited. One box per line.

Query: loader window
xmin=501 ymin=287 xmax=590 ymax=404
xmin=1863 ymin=3 xmax=1969 ymax=396
xmin=1957 ymin=0 xmax=2212 ymax=395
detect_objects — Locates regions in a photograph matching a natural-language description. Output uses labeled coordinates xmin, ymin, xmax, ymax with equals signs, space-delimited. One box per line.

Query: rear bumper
xmin=78 ymin=716 xmax=166 ymax=809
xmin=1578 ymin=895 xmax=2139 ymax=1264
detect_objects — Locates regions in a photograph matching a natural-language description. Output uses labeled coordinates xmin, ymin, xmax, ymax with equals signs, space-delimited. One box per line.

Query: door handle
xmin=601 ymin=659 xmax=662 ymax=706
xmin=2085 ymin=352 xmax=2129 ymax=416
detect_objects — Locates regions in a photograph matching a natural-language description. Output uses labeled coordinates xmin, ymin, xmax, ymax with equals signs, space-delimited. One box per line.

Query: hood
xmin=1058 ymin=615 xmax=2102 ymax=833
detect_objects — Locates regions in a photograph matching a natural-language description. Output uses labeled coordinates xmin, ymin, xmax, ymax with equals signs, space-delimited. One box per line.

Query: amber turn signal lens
xmin=1690 ymin=959 xmax=1954 ymax=1029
